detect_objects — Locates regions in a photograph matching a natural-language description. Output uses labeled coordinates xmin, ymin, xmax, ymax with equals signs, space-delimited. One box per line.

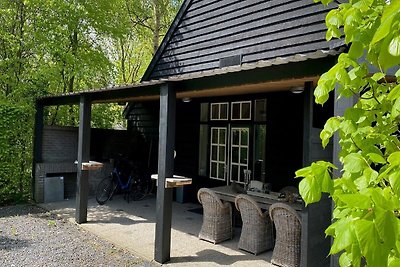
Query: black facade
xmin=143 ymin=0 xmax=342 ymax=80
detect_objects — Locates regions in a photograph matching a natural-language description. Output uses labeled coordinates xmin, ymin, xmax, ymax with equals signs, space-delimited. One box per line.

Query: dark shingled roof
xmin=142 ymin=0 xmax=344 ymax=81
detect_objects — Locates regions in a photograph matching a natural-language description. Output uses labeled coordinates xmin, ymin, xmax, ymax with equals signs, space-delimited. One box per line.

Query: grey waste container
xmin=44 ymin=176 xmax=64 ymax=203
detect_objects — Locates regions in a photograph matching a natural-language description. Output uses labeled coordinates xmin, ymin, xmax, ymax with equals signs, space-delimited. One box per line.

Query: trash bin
xmin=175 ymin=186 xmax=187 ymax=203
xmin=44 ymin=176 xmax=64 ymax=203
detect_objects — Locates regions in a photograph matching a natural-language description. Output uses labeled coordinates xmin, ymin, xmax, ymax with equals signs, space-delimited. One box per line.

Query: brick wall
xmin=42 ymin=126 xmax=78 ymax=162
xmin=35 ymin=126 xmax=130 ymax=203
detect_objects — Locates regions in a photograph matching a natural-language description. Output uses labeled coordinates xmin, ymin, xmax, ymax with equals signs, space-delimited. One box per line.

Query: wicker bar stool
xmin=235 ymin=194 xmax=274 ymax=255
xmin=197 ymin=188 xmax=233 ymax=244
xmin=269 ymin=203 xmax=302 ymax=267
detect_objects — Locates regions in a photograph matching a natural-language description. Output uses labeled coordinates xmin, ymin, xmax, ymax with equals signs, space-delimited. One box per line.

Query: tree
xmin=296 ymin=0 xmax=400 ymax=266
xmin=112 ymin=0 xmax=182 ymax=85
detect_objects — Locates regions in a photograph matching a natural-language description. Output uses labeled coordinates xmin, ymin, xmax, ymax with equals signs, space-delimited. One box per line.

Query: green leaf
xmin=395 ymin=68 xmax=400 ymax=78
xmin=331 ymin=225 xmax=354 ymax=254
xmin=389 ymin=36 xmax=400 ymax=56
xmin=388 ymin=257 xmax=400 ymax=267
xmin=295 ymin=166 xmax=312 ymax=178
xmin=371 ymin=1 xmax=400 ymax=45
xmin=371 ymin=72 xmax=385 ymax=82
xmin=337 ymin=193 xmax=371 ymax=209
xmin=339 ymin=252 xmax=352 ymax=267
xmin=354 ymin=219 xmax=388 ymax=266
xmin=348 ymin=42 xmax=364 ymax=59
xmin=379 ymin=33 xmax=400 ymax=70
xmin=374 ymin=208 xmax=397 ymax=250
xmin=343 ymin=153 xmax=367 ymax=173
xmin=389 ymin=172 xmax=400 ymax=196
xmin=392 ymin=98 xmax=400 ymax=120
xmin=367 ymin=153 xmax=386 ymax=164
xmin=353 ymin=0 xmax=373 ymax=13
xmin=388 ymin=151 xmax=400 ymax=165
xmin=326 ymin=9 xmax=343 ymax=27
xmin=388 ymin=84 xmax=400 ymax=100
xmin=299 ymin=176 xmax=321 ymax=204
xmin=321 ymin=169 xmax=334 ymax=194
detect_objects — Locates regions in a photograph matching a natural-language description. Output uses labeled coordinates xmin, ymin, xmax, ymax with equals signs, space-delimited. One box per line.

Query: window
xmin=210 ymin=103 xmax=228 ymax=120
xmin=231 ymin=101 xmax=251 ymax=120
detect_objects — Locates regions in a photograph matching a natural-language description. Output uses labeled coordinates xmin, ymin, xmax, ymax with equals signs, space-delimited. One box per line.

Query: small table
xmin=211 ymin=185 xmax=303 ymax=211
xmin=151 ymin=174 xmax=192 ymax=188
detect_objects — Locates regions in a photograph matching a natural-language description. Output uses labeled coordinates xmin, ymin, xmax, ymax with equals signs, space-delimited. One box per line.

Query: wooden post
xmin=32 ymin=101 xmax=44 ymax=201
xmin=75 ymin=94 xmax=91 ymax=224
xmin=154 ymin=83 xmax=175 ymax=263
xmin=330 ymin=88 xmax=358 ymax=267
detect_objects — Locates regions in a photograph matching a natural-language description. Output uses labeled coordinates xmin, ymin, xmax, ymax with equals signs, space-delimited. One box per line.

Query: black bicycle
xmin=95 ymin=158 xmax=153 ymax=205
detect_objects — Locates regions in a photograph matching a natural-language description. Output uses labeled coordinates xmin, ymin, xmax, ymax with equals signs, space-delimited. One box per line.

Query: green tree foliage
xmin=0 ymin=0 xmax=181 ymax=204
xmin=112 ymin=0 xmax=182 ymax=84
xmin=295 ymin=1 xmax=400 ymax=266
xmin=0 ymin=102 xmax=33 ymax=205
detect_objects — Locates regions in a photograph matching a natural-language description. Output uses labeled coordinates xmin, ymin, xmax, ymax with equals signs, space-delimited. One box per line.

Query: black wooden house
xmin=34 ymin=1 xmax=350 ymax=266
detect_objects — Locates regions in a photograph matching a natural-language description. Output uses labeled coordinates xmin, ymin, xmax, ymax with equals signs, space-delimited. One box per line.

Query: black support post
xmin=32 ymin=101 xmax=44 ymax=201
xmin=75 ymin=95 xmax=91 ymax=224
xmin=154 ymin=83 xmax=175 ymax=263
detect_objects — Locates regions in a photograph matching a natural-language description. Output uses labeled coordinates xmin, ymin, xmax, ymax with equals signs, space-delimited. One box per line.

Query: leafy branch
xmin=296 ymin=0 xmax=400 ymax=266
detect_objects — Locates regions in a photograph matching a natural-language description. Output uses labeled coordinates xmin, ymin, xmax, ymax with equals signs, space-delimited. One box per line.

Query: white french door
xmin=210 ymin=127 xmax=227 ymax=180
xmin=209 ymin=126 xmax=250 ymax=184
xmin=229 ymin=127 xmax=249 ymax=184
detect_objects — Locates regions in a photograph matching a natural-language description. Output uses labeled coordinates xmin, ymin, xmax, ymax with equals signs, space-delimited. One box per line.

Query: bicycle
xmin=95 ymin=158 xmax=153 ymax=205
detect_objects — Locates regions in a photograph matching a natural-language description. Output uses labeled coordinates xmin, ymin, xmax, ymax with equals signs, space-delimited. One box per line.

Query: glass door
xmin=209 ymin=127 xmax=227 ymax=180
xmin=230 ymin=127 xmax=250 ymax=184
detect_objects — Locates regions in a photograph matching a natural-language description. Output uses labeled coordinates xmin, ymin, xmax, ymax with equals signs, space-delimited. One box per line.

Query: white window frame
xmin=210 ymin=102 xmax=229 ymax=121
xmin=231 ymin=101 xmax=252 ymax=120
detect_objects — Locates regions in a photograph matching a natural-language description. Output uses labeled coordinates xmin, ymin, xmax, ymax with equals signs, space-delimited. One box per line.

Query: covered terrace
xmin=34 ymin=52 xmax=340 ymax=266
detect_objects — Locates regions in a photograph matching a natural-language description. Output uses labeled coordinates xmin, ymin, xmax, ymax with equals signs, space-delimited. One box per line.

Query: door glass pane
xmin=242 ymin=102 xmax=251 ymax=119
xmin=232 ymin=147 xmax=239 ymax=163
xmin=219 ymin=146 xmax=225 ymax=161
xmin=232 ymin=103 xmax=240 ymax=120
xmin=219 ymin=129 xmax=225 ymax=144
xmin=212 ymin=129 xmax=218 ymax=144
xmin=232 ymin=130 xmax=239 ymax=145
xmin=211 ymin=145 xmax=217 ymax=161
xmin=198 ymin=125 xmax=209 ymax=176
xmin=218 ymin=163 xmax=225 ymax=178
xmin=240 ymin=147 xmax=247 ymax=164
xmin=239 ymin=166 xmax=245 ymax=182
xmin=231 ymin=165 xmax=239 ymax=181
xmin=241 ymin=129 xmax=248 ymax=145
xmin=220 ymin=103 xmax=228 ymax=120
xmin=211 ymin=162 xmax=217 ymax=177
xmin=211 ymin=104 xmax=218 ymax=120
xmin=254 ymin=125 xmax=266 ymax=182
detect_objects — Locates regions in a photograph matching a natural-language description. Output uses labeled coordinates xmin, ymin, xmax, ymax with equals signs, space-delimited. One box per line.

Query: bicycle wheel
xmin=131 ymin=178 xmax=151 ymax=201
xmin=95 ymin=176 xmax=115 ymax=205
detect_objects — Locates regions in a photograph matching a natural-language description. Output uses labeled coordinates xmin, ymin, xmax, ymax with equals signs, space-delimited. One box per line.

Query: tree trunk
xmin=69 ymin=29 xmax=78 ymax=125
xmin=152 ymin=0 xmax=161 ymax=56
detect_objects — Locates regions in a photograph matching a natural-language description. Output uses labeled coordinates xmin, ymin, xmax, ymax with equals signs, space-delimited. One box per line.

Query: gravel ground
xmin=0 ymin=204 xmax=156 ymax=267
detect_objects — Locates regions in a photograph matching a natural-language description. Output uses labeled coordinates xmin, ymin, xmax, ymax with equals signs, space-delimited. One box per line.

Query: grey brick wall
xmin=42 ymin=126 xmax=78 ymax=162
xmin=35 ymin=125 xmax=130 ymax=203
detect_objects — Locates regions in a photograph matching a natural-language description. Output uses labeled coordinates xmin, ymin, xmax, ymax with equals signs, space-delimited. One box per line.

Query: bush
xmin=0 ymin=102 xmax=34 ymax=205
